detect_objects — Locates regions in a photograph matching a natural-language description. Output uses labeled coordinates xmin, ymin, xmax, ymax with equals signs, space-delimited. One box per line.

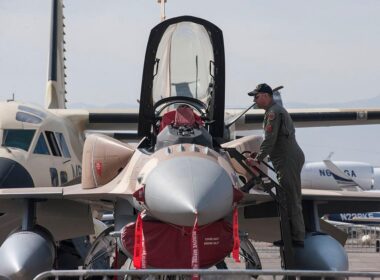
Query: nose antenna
xmin=157 ymin=0 xmax=167 ymax=22
xmin=6 ymin=93 xmax=15 ymax=102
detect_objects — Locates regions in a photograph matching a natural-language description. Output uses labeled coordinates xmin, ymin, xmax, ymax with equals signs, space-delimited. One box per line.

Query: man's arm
xmin=256 ymin=111 xmax=281 ymax=161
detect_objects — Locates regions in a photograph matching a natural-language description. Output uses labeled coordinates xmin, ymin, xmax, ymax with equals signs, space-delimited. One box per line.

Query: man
xmin=248 ymin=83 xmax=305 ymax=247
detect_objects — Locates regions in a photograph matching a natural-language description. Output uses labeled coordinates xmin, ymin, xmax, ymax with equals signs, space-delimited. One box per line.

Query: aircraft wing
xmin=0 ymin=187 xmax=96 ymax=243
xmin=0 ymin=187 xmax=63 ymax=200
xmin=53 ymin=107 xmax=380 ymax=138
xmin=350 ymin=217 xmax=380 ymax=223
xmin=302 ymin=188 xmax=380 ymax=215
xmin=0 ymin=185 xmax=119 ymax=212
xmin=242 ymin=188 xmax=380 ymax=218
xmin=52 ymin=108 xmax=139 ymax=133
xmin=225 ymin=107 xmax=380 ymax=130
xmin=2 ymin=178 xmax=380 ymax=244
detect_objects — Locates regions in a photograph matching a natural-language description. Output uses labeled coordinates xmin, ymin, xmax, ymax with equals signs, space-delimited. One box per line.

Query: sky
xmin=1 ymin=0 xmax=380 ymax=165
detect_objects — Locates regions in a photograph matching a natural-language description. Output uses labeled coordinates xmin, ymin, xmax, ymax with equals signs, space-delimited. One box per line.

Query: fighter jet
xmin=3 ymin=6 xmax=380 ymax=280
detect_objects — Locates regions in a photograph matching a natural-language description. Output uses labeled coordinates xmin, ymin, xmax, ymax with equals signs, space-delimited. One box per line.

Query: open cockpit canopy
xmin=138 ymin=16 xmax=225 ymax=139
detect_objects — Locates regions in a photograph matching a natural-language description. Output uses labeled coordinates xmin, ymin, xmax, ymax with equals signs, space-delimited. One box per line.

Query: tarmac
xmin=224 ymin=242 xmax=380 ymax=279
xmin=254 ymin=245 xmax=380 ymax=271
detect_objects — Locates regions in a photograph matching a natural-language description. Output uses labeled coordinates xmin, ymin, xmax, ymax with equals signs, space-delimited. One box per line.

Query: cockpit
xmin=154 ymin=101 xmax=213 ymax=150
xmin=0 ymin=104 xmax=71 ymax=158
xmin=2 ymin=129 xmax=36 ymax=151
xmin=137 ymin=16 xmax=226 ymax=151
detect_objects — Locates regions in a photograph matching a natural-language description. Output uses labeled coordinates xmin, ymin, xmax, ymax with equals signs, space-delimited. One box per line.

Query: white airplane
xmin=301 ymin=159 xmax=380 ymax=191
xmin=0 ymin=0 xmax=137 ymax=271
xmin=0 ymin=1 xmax=138 ymax=190
xmin=3 ymin=1 xmax=380 ymax=279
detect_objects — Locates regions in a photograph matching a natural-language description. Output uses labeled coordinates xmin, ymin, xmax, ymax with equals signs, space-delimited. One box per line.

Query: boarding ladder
xmin=224 ymin=147 xmax=296 ymax=269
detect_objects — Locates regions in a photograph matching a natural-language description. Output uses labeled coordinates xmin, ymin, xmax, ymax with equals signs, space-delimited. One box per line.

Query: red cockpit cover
xmin=121 ymin=219 xmax=233 ymax=268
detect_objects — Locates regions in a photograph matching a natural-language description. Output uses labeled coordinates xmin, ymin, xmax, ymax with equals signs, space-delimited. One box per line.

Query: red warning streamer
xmin=232 ymin=206 xmax=241 ymax=263
xmin=133 ymin=213 xmax=144 ymax=269
xmin=191 ymin=215 xmax=200 ymax=280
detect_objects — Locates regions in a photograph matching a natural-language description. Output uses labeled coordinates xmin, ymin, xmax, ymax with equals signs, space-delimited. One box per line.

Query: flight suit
xmin=256 ymin=101 xmax=305 ymax=242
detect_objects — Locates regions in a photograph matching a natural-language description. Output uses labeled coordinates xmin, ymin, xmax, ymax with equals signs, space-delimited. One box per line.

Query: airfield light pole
xmin=157 ymin=0 xmax=167 ymax=22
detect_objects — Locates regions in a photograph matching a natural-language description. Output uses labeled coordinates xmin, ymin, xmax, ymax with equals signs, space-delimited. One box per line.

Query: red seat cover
xmin=174 ymin=105 xmax=196 ymax=127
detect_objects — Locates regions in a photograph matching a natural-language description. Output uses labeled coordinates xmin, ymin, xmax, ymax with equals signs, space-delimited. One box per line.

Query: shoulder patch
xmin=265 ymin=124 xmax=273 ymax=133
xmin=268 ymin=112 xmax=276 ymax=121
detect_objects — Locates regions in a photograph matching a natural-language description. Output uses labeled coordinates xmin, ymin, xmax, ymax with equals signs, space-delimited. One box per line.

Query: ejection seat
xmin=155 ymin=105 xmax=211 ymax=150
xmin=158 ymin=105 xmax=203 ymax=132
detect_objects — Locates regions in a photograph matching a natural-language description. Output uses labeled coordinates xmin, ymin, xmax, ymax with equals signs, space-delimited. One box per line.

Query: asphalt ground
xmin=220 ymin=242 xmax=380 ymax=280
xmin=226 ymin=242 xmax=380 ymax=271
xmin=254 ymin=245 xmax=380 ymax=271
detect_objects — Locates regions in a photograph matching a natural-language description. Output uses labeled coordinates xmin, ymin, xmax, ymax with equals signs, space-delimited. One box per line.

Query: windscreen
xmin=152 ymin=22 xmax=214 ymax=104
xmin=2 ymin=129 xmax=36 ymax=151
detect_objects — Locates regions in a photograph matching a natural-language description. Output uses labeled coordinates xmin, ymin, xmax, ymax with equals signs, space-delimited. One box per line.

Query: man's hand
xmin=245 ymin=155 xmax=261 ymax=177
xmin=245 ymin=157 xmax=259 ymax=167
xmin=250 ymin=152 xmax=258 ymax=159
xmin=249 ymin=152 xmax=259 ymax=162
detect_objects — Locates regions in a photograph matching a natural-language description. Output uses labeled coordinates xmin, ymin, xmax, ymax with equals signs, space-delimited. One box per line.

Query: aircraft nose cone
xmin=144 ymin=156 xmax=233 ymax=226
xmin=0 ymin=158 xmax=34 ymax=188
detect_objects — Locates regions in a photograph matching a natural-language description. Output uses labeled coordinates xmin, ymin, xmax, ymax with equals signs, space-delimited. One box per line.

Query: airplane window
xmin=2 ymin=129 xmax=35 ymax=151
xmin=153 ymin=22 xmax=214 ymax=104
xmin=18 ymin=105 xmax=47 ymax=119
xmin=60 ymin=171 xmax=68 ymax=185
xmin=55 ymin=132 xmax=71 ymax=158
xmin=50 ymin=168 xmax=59 ymax=186
xmin=45 ymin=131 xmax=62 ymax=157
xmin=33 ymin=133 xmax=50 ymax=155
xmin=16 ymin=112 xmax=42 ymax=124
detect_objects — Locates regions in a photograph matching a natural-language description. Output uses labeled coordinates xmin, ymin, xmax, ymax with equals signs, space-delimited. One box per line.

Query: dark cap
xmin=248 ymin=83 xmax=273 ymax=96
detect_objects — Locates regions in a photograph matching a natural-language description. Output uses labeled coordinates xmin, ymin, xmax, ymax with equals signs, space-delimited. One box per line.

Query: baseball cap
xmin=248 ymin=83 xmax=273 ymax=96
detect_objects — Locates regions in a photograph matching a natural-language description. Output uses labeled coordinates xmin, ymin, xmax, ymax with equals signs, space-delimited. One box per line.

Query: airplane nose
xmin=144 ymin=156 xmax=233 ymax=226
xmin=0 ymin=158 xmax=34 ymax=188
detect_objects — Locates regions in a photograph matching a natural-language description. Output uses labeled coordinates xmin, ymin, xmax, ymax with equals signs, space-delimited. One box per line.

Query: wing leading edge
xmin=226 ymin=108 xmax=380 ymax=130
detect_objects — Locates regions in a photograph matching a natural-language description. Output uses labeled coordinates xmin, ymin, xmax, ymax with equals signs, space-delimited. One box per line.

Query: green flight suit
xmin=256 ymin=101 xmax=305 ymax=242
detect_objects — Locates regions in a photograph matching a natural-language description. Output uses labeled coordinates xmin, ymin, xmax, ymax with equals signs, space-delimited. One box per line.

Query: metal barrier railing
xmin=331 ymin=224 xmax=380 ymax=253
xmin=33 ymin=269 xmax=380 ymax=280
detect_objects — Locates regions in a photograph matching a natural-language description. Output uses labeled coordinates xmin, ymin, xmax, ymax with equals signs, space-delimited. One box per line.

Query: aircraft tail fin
xmin=323 ymin=159 xmax=365 ymax=191
xmin=45 ymin=0 xmax=67 ymax=109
